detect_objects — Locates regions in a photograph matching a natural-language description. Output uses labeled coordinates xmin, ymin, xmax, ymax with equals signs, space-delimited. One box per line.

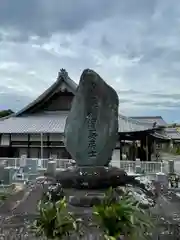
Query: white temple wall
xmin=0 ymin=133 xmax=65 ymax=146
xmin=11 ymin=134 xmax=28 ymax=141
xmin=111 ymin=149 xmax=120 ymax=160
xmin=1 ymin=134 xmax=10 ymax=146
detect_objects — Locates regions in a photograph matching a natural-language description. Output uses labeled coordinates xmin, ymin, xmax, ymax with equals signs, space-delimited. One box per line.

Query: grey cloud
xmin=118 ymin=98 xmax=134 ymax=104
xmin=0 ymin=87 xmax=33 ymax=111
xmin=96 ymin=1 xmax=180 ymax=89
xmin=150 ymin=93 xmax=180 ymax=100
xmin=119 ymin=91 xmax=180 ymax=100
xmin=0 ymin=31 xmax=30 ymax=43
xmin=139 ymin=47 xmax=166 ymax=63
xmin=133 ymin=100 xmax=180 ymax=109
xmin=118 ymin=91 xmax=180 ymax=107
xmin=0 ymin=0 xmax=116 ymax=36
xmin=1 ymin=0 xmax=180 ymax=121
xmin=0 ymin=0 xmax=156 ymax=37
xmin=118 ymin=90 xmax=140 ymax=95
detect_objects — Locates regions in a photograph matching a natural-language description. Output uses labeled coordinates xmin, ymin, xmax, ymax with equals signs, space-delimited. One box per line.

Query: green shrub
xmin=33 ymin=187 xmax=154 ymax=239
xmin=32 ymin=197 xmax=83 ymax=239
xmin=93 ymin=188 xmax=153 ymax=240
xmin=0 ymin=193 xmax=8 ymax=201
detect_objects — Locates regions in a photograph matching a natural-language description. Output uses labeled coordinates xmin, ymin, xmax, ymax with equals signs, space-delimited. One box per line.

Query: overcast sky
xmin=0 ymin=0 xmax=180 ymax=122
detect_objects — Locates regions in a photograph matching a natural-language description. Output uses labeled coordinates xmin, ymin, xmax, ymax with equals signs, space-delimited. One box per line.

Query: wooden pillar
xmin=148 ymin=136 xmax=152 ymax=162
xmin=0 ymin=134 xmax=1 ymax=157
xmin=8 ymin=133 xmax=12 ymax=157
xmin=140 ymin=137 xmax=146 ymax=161
xmin=40 ymin=133 xmax=43 ymax=159
xmin=120 ymin=140 xmax=122 ymax=160
xmin=146 ymin=135 xmax=148 ymax=161
xmin=132 ymin=140 xmax=136 ymax=161
xmin=9 ymin=134 xmax=12 ymax=147
xmin=154 ymin=139 xmax=156 ymax=160
xmin=27 ymin=134 xmax=30 ymax=158
xmin=145 ymin=135 xmax=152 ymax=162
xmin=47 ymin=134 xmax=50 ymax=158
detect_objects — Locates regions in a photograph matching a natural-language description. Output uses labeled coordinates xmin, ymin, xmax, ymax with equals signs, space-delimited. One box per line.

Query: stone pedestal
xmin=56 ymin=166 xmax=128 ymax=189
xmin=69 ymin=193 xmax=103 ymax=207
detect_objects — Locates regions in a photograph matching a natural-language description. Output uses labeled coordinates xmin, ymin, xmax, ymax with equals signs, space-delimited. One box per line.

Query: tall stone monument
xmin=56 ymin=69 xmax=157 ymax=210
xmin=64 ymin=69 xmax=119 ymax=167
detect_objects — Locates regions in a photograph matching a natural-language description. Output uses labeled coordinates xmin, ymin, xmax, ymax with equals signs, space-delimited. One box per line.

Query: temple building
xmin=0 ymin=69 xmax=170 ymax=161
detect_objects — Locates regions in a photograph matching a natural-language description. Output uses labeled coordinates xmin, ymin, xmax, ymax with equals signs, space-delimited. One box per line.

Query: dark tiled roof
xmin=118 ymin=114 xmax=154 ymax=133
xmin=14 ymin=69 xmax=77 ymax=117
xmin=130 ymin=116 xmax=167 ymax=127
xmin=0 ymin=112 xmax=67 ymax=134
xmin=150 ymin=131 xmax=170 ymax=140
xmin=0 ymin=112 xmax=154 ymax=134
xmin=165 ymin=128 xmax=180 ymax=140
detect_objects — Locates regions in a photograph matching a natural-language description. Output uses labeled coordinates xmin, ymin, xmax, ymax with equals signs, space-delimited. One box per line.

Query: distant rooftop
xmin=130 ymin=116 xmax=167 ymax=127
xmin=165 ymin=127 xmax=180 ymax=140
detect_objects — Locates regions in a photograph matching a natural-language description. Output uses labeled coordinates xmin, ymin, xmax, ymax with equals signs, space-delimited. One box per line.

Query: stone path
xmin=13 ymin=184 xmax=42 ymax=215
xmin=0 ymin=188 xmax=26 ymax=214
xmin=0 ymin=184 xmax=42 ymax=225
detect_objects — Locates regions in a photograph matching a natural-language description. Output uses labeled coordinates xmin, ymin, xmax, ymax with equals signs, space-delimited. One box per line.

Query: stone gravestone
xmin=168 ymin=160 xmax=174 ymax=174
xmin=0 ymin=164 xmax=13 ymax=185
xmin=47 ymin=161 xmax=56 ymax=177
xmin=64 ymin=69 xmax=119 ymax=166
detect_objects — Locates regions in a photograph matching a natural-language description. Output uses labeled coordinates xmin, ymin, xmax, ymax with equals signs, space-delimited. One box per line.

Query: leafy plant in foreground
xmin=32 ymin=197 xmax=83 ymax=239
xmin=93 ymin=188 xmax=154 ymax=240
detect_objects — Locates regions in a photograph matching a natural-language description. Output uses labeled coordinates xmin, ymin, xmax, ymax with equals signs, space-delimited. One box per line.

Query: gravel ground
xmin=0 ymin=182 xmax=179 ymax=239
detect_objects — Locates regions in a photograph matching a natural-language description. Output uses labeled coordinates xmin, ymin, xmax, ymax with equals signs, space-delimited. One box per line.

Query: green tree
xmin=0 ymin=109 xmax=14 ymax=118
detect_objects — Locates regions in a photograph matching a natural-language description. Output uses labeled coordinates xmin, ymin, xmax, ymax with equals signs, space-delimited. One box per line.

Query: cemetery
xmin=0 ymin=69 xmax=179 ymax=239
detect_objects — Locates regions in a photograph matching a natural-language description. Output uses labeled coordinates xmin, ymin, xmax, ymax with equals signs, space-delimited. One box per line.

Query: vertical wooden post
xmin=40 ymin=133 xmax=43 ymax=159
xmin=120 ymin=139 xmax=122 ymax=160
xmin=9 ymin=133 xmax=12 ymax=157
xmin=139 ymin=138 xmax=142 ymax=161
xmin=148 ymin=136 xmax=152 ymax=162
xmin=146 ymin=135 xmax=148 ymax=161
xmin=27 ymin=134 xmax=30 ymax=158
xmin=132 ymin=141 xmax=136 ymax=161
xmin=9 ymin=134 xmax=12 ymax=145
xmin=153 ymin=139 xmax=156 ymax=161
xmin=47 ymin=133 xmax=50 ymax=158
xmin=0 ymin=134 xmax=1 ymax=158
